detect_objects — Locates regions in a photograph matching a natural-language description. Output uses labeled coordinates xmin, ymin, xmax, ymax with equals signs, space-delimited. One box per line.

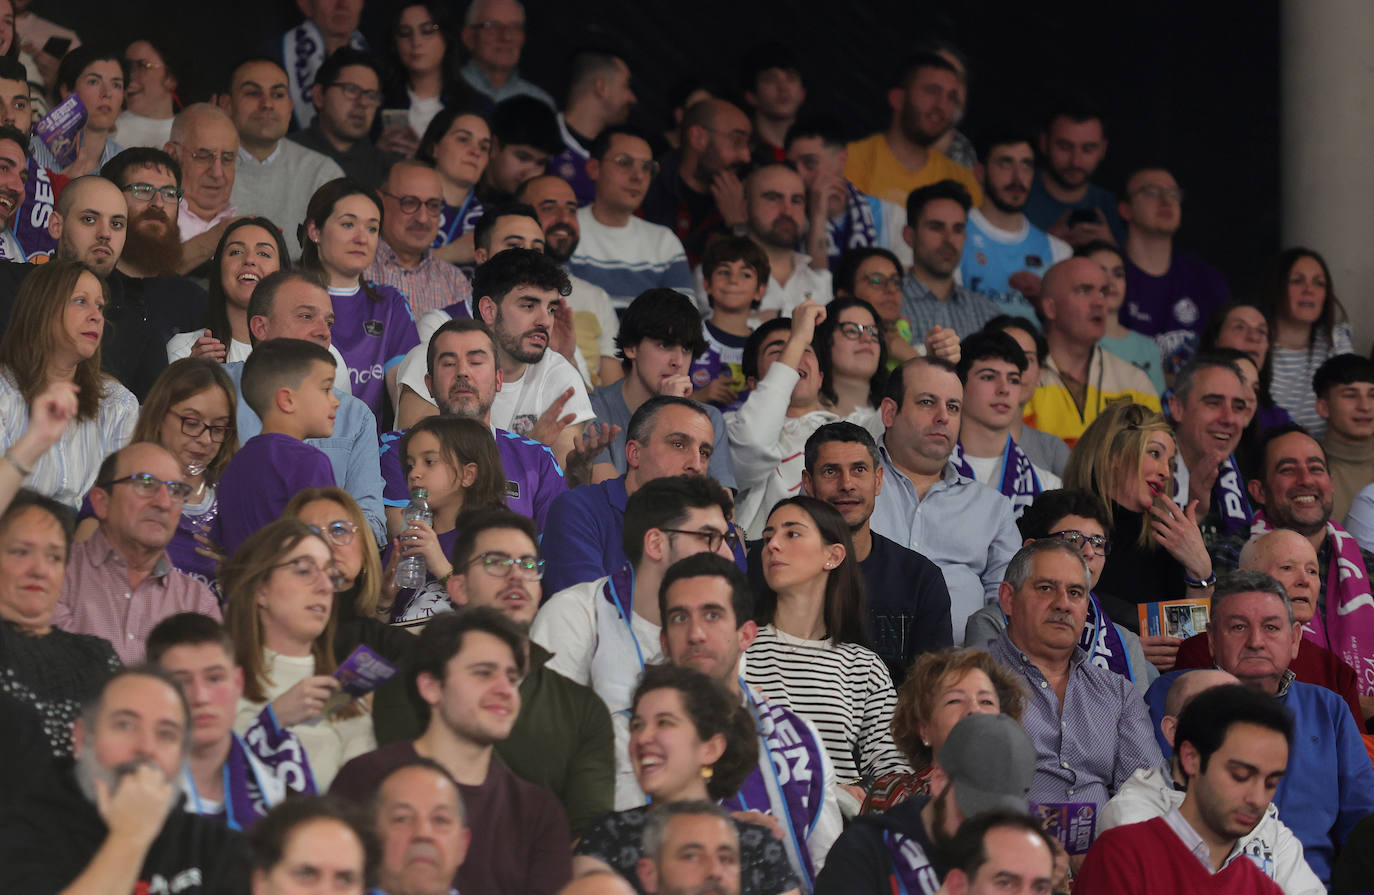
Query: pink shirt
xmin=178 ymin=198 xmax=238 ymax=242
xmin=56 ymin=527 xmax=221 ymax=664
xmin=365 ymin=239 xmax=472 ymax=320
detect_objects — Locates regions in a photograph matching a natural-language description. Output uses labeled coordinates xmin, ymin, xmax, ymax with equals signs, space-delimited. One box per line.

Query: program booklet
xmin=1138 ymin=598 xmax=1211 ymax=639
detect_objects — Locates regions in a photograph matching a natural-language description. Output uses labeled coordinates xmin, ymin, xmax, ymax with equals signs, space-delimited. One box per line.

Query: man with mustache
xmin=567 ymin=128 xmax=694 ymax=311
xmin=898 ymin=180 xmax=1001 ymax=340
xmin=287 ymin=47 xmax=399 ymax=190
xmin=1024 ymin=103 xmax=1126 ymax=248
xmin=101 ymin=147 xmax=190 ymax=278
xmin=366 ymin=159 xmax=473 ymax=321
xmin=371 ymin=760 xmax=470 ymax=895
xmin=638 ymin=802 xmax=743 ymax=895
xmin=741 ymin=162 xmax=832 ymax=318
xmin=959 ymin=132 xmax=1070 ymax=316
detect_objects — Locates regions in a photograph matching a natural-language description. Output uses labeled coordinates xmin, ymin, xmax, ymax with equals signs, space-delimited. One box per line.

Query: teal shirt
xmin=1100 ymin=329 xmax=1166 ymax=395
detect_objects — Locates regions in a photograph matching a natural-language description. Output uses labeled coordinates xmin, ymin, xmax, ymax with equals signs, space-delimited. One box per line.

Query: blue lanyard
xmin=606 ymin=573 xmax=645 ymax=670
xmin=184 ymin=762 xmax=238 ymax=831
xmin=440 ymin=192 xmax=474 ymax=245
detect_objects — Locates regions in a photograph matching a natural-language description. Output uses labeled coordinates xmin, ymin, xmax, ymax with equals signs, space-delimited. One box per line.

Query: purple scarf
xmin=1081 ymin=593 xmax=1133 ymax=680
xmin=824 ymin=181 xmax=879 ymax=269
xmin=881 ymin=830 xmax=942 ymax=895
xmin=951 ymin=436 xmax=1042 ymax=515
xmin=185 ymin=706 xmax=316 ymax=830
xmin=1172 ymin=453 xmax=1252 ymax=535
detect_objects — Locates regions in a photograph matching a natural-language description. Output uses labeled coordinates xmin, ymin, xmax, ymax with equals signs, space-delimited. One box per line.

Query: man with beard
xmin=288 ymin=47 xmax=399 ymax=190
xmin=371 ymin=760 xmax=471 ymax=895
xmin=843 ymin=53 xmax=981 ymax=211
xmin=816 ymin=713 xmax=1036 ymax=895
xmin=642 ymin=97 xmax=753 ymax=267
xmin=101 ymin=147 xmax=189 ymax=278
xmin=743 ymin=162 xmax=832 ymax=318
xmin=165 ymin=104 xmax=241 ymax=273
xmin=0 ymin=121 xmax=30 ymax=261
xmin=960 ymin=132 xmax=1071 ymax=317
xmin=568 ymin=127 xmax=694 ymax=310
xmin=638 ymin=803 xmax=744 ymax=895
xmin=0 ymin=56 xmax=51 ymax=261
xmin=0 ymin=668 xmax=252 ymax=894
xmin=444 ymin=507 xmax=614 ymax=837
xmin=1025 ymin=104 xmax=1126 ymax=248
xmin=551 ymin=49 xmax=637 ymax=205
xmin=366 ymin=159 xmax=473 ymax=320
xmin=899 ymin=180 xmax=1001 ymax=340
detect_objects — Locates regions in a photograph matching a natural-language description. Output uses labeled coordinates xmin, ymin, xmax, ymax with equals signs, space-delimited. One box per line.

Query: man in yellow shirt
xmin=845 ymin=52 xmax=983 ymax=210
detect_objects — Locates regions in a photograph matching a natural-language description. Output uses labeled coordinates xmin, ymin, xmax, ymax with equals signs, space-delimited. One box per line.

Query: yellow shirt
xmin=844 ymin=132 xmax=984 ymax=209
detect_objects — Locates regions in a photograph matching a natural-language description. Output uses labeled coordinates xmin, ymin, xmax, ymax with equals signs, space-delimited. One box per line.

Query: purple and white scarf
xmin=1081 ymin=594 xmax=1133 ymax=680
xmin=951 ymin=436 xmax=1042 ymax=515
xmin=824 ymin=181 xmax=879 ymax=268
xmin=184 ymin=705 xmax=316 ymax=831
xmin=283 ymin=22 xmax=369 ymax=130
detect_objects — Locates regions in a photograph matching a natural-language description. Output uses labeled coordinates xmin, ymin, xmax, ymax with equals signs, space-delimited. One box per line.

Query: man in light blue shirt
xmin=458 ymin=0 xmax=555 ymax=109
xmin=869 ymin=356 xmax=1021 ymax=641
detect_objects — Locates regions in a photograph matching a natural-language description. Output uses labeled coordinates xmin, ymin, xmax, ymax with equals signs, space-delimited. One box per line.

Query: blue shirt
xmin=959 ymin=208 xmax=1068 ymax=324
xmin=588 ymin=379 xmax=737 ymax=488
xmin=899 ymin=275 xmax=1002 ymax=340
xmin=1024 ymin=175 xmax=1127 ymax=246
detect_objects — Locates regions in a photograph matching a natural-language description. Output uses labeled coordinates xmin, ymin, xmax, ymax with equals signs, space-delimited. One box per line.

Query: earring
xmin=701 ymin=766 xmax=714 ymax=781
xmin=824 ymin=562 xmax=831 ymax=569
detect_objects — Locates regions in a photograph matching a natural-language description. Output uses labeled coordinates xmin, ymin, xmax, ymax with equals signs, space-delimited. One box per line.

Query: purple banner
xmin=35 ymin=94 xmax=86 ymax=168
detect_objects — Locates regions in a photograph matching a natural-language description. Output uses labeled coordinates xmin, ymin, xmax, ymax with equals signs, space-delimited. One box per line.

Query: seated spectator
xmin=378 ymin=2 xmax=475 ymax=158
xmin=416 ymin=105 xmax=490 ymax=270
xmin=148 ymin=613 xmax=316 ymax=830
xmin=960 ymin=130 xmax=1069 ymax=319
xmin=1099 ymin=670 xmax=1324 ymax=895
xmin=477 ymin=95 xmax=563 ymax=205
xmin=1079 ymin=240 xmax=1166 ymax=393
xmin=815 ymin=713 xmax=1036 ymax=895
xmin=370 ymin=760 xmax=471 ymax=895
xmin=989 ymin=540 xmax=1163 ymax=826
xmin=942 ymin=814 xmax=1059 ymax=895
xmin=275 ymin=0 xmax=368 ymax=129
xmin=223 ymin=519 xmax=374 ymax=790
xmin=915 ymin=40 xmax=975 ymax=170
xmin=795 ymin=422 xmax=953 ymax=682
xmin=33 ymin=45 xmax=124 ymax=176
xmin=332 ymin=607 xmax=573 ymax=895
xmin=1119 ymin=165 xmax=1231 ymax=376
xmin=843 ymin=53 xmax=982 ymax=209
xmin=869 ymin=357 xmax=1021 ymax=641
xmin=299 ymin=178 xmax=421 ymax=426
xmin=574 ymin=664 xmax=799 ymax=895
xmin=740 ymin=162 xmax=833 ymax=318
xmin=833 ymin=247 xmax=961 ymax=372
xmin=688 ymin=236 xmax=768 ymax=411
xmin=589 ymin=289 xmax=735 ymax=487
xmin=952 ymin=330 xmax=1061 ymax=512
xmin=785 ymin=116 xmax=909 ymax=274
xmin=101 ymin=148 xmax=189 ymax=279
xmin=551 ymin=49 xmax=636 ymax=205
xmin=0 ymin=259 xmax=137 ymax=506
xmin=288 ymin=48 xmax=397 ymax=189
xmin=1078 ymin=683 xmax=1296 ymax=894
xmin=0 ymin=119 xmax=29 ymax=263
xmin=458 ymin=0 xmax=555 ymax=109
xmin=222 ymin=57 xmax=345 ymax=258
xmin=1025 ymin=102 xmax=1126 ymax=247
xmin=0 ymin=488 xmax=118 ymax=758
xmin=1314 ymin=353 xmax=1374 ymax=522
xmin=213 ymin=338 xmax=338 ymax=557
xmin=366 ymin=159 xmax=473 ymax=321
xmin=249 ymin=795 xmax=377 ymax=894
xmin=164 ymin=104 xmax=242 ymax=271
xmin=1167 ymin=354 xmax=1251 ymax=545
xmin=745 ymin=496 xmax=908 ymax=786
xmin=899 ymin=180 xmax=1000 ymax=339
xmin=658 ymin=552 xmax=842 ymax=882
xmin=658 ymin=79 xmax=713 ymax=154
xmin=982 ymin=315 xmax=1071 ymax=475
xmin=635 ymin=802 xmax=745 ymax=895
xmin=569 ymin=128 xmax=694 ymax=310
xmin=0 ymin=379 xmax=74 ymax=514
xmin=741 ymin=41 xmax=805 ymax=165
xmin=117 ymin=37 xmax=178 ymax=150
xmin=1023 ymin=257 xmax=1160 ymax=445
xmin=0 ymin=667 xmax=251 ymax=894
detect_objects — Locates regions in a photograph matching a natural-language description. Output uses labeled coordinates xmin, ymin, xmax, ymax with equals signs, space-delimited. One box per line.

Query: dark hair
xmin=147 ymin=612 xmax=235 ymax=664
xmin=488 ymin=95 xmax=562 ymax=155
xmin=983 ymin=314 xmax=1048 ymax=364
xmin=738 ymin=40 xmax=802 ymax=93
xmin=416 ymin=104 xmax=487 ymax=167
xmin=742 ymin=316 xmax=792 ymax=382
xmin=631 ymin=663 xmax=757 ymax=800
xmin=1042 ymin=96 xmax=1106 ymax=133
xmin=411 ymin=607 xmax=528 ymax=717
xmin=943 ymin=811 xmax=1056 ymax=883
xmin=814 ymin=296 xmax=889 ymax=409
xmin=955 ymin=329 xmax=1027 ymax=383
xmin=1253 ymin=423 xmax=1324 ymax=490
xmin=298 ymin=178 xmax=387 ymax=305
xmin=1074 ymin=239 xmax=1123 ymax=264
xmin=659 ymin=552 xmax=753 ymax=632
xmin=894 ymin=50 xmax=959 ymax=89
xmin=1017 ymin=489 xmax=1109 ymax=541
xmin=615 ymin=289 xmax=708 ymax=372
xmin=398 ymin=416 xmax=507 ymax=513
xmin=101 ymin=147 xmax=182 ymax=188
xmin=385 ymin=1 xmax=460 ymax=97
xmin=470 ymin=201 xmax=540 ymax=254
xmin=0 ymin=56 xmax=26 ymax=81
xmin=1199 ymin=300 xmax=1277 ymax=411
xmin=565 ymin=47 xmax=627 ymax=108
xmin=470 ymin=245 xmax=571 ymax=307
xmin=803 ymin=420 xmax=879 ymax=475
xmin=56 ymin=44 xmax=125 ymax=96
xmin=1173 ymin=683 xmax=1294 ymax=779
xmin=240 ymin=337 xmax=336 ymax=418
xmin=426 ymin=316 xmax=498 ymax=382
xmin=881 ymin=356 xmax=959 ymax=411
xmin=624 ymin=394 xmax=713 ymax=449
xmin=0 ymin=488 xmax=75 ymax=558
xmin=206 ymin=217 xmax=291 ymax=346
xmin=124 ymin=33 xmax=184 ymax=89
xmin=973 ymin=131 xmax=1035 ymax=167
xmin=755 ymin=496 xmax=868 ymax=647
xmin=449 ymin=506 xmax=538 ymax=569
xmin=248 ymin=797 xmax=380 ymax=885
xmin=132 ymin=358 xmax=240 ymax=485
xmin=1313 ymin=353 xmax=1374 ymax=399
xmin=246 ymin=269 xmax=328 ymax=335
xmin=588 ymin=125 xmax=651 ymax=162
xmin=622 ymin=474 xmax=733 ymax=567
xmin=834 ymin=247 xmax=902 ymax=297
xmin=783 ymin=114 xmax=846 ymax=151
xmin=1171 ymin=352 xmax=1243 ymax=406
xmin=701 ymin=235 xmax=770 ymax=296
xmin=80 ymin=665 xmax=190 ymax=746
xmin=313 ymin=47 xmax=382 ymax=99
xmin=906 ymin=179 xmax=971 ymax=226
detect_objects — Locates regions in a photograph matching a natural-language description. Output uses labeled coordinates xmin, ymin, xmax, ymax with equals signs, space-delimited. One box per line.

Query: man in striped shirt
xmin=366 ymin=159 xmax=473 ymax=321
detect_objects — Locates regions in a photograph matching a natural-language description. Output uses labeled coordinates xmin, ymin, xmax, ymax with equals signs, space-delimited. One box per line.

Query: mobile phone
xmin=41 ymin=36 xmax=72 ymax=59
xmin=1067 ymin=208 xmax=1100 ymax=227
xmin=380 ymin=108 xmax=409 ymax=131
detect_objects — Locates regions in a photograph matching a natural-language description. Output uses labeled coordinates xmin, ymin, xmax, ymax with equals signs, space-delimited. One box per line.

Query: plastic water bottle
xmin=395 ymin=488 xmax=432 ymax=589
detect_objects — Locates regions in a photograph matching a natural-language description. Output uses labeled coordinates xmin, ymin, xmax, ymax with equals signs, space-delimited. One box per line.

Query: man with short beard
xmin=843 ymin=52 xmax=982 ymax=211
xmin=0 ymin=668 xmax=252 ymax=894
xmin=0 ymin=122 xmax=30 ymax=261
xmin=1025 ymin=104 xmax=1126 ymax=248
xmin=365 ymin=159 xmax=473 ymax=320
xmin=740 ymin=162 xmax=831 ymax=318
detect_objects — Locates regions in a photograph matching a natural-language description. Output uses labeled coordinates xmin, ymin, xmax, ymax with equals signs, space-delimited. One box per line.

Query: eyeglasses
xmin=124 ymin=182 xmax=184 ymax=203
xmin=1132 ymin=184 xmax=1184 ymax=203
xmin=99 ymin=472 xmax=195 ymax=502
xmin=861 ymin=273 xmax=903 ymax=291
xmin=607 ymin=153 xmax=660 ymax=178
xmin=660 ymin=528 xmax=742 ymax=554
xmin=395 ymin=21 xmax=442 ymax=39
xmin=188 ymin=148 xmax=237 ymax=168
xmin=836 ymin=321 xmax=881 ymax=342
xmin=468 ymin=551 xmax=545 ymax=580
xmin=469 ymin=20 xmax=524 ymax=36
xmin=1048 ymin=529 xmax=1112 ymax=556
xmin=167 ymin=411 xmax=231 ymax=443
xmin=271 ymin=555 xmax=349 ymax=592
xmin=126 ymin=58 xmax=163 ymax=72
xmin=328 ymin=82 xmax=383 ymax=106
xmin=311 ymin=520 xmax=357 ymax=547
xmin=381 ymin=191 xmax=444 ymax=215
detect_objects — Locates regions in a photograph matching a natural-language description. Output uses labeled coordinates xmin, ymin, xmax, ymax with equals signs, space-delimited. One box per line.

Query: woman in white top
xmin=377 ymin=1 xmax=473 ymax=156
xmin=224 ymin=519 xmax=377 ymax=789
xmin=0 ymin=261 xmax=137 ymax=507
xmin=813 ymin=296 xmax=888 ymax=439
xmin=743 ymin=496 xmax=908 ymax=800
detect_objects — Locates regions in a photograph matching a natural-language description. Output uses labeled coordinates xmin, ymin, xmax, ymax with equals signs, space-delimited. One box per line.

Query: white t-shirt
xmin=962 ymin=449 xmax=1062 ymax=492
xmin=114 ymin=110 xmax=174 ymax=150
xmin=694 ymin=252 xmax=833 ymax=317
xmin=407 ymin=91 xmax=443 ymax=140
xmin=489 ymin=350 xmax=595 ymax=436
xmin=166 ymin=331 xmax=352 ymax=394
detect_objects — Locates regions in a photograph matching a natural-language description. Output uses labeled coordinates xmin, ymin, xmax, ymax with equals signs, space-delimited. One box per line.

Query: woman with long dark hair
xmin=376 ymin=1 xmax=477 ymax=156
xmin=813 ymin=295 xmax=888 ymax=437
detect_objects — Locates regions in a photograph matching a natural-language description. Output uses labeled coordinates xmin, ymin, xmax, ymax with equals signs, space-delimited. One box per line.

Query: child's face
xmin=706 ymin=259 xmax=764 ymax=313
xmin=293 ymin=359 xmax=340 ymax=438
xmin=405 ymin=430 xmax=461 ymax=506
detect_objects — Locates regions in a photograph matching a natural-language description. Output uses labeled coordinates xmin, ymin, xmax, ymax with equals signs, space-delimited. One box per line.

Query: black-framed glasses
xmin=468 ymin=551 xmax=545 ymax=580
xmin=660 ymin=528 xmax=741 ymax=554
xmin=124 ymin=182 xmax=183 ymax=203
xmin=167 ymin=411 xmax=231 ymax=443
xmin=1048 ymin=529 xmax=1112 ymax=557
xmin=188 ymin=148 xmax=236 ymax=168
xmin=862 ymin=272 xmax=903 ymax=290
xmin=395 ymin=21 xmax=442 ymax=39
xmin=607 ymin=154 xmax=660 ymax=178
xmin=836 ymin=321 xmax=881 ymax=342
xmin=271 ymin=555 xmax=349 ymax=592
xmin=328 ymin=82 xmax=383 ymax=106
xmin=311 ymin=520 xmax=357 ymax=547
xmin=99 ymin=472 xmax=194 ymax=501
xmin=381 ymin=191 xmax=444 ymax=215
xmin=469 ymin=20 xmax=524 ymax=36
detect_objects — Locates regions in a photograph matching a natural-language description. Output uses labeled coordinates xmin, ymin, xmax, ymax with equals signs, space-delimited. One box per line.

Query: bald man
xmin=1100 ymin=669 xmax=1324 ymax=895
xmin=165 ymin=103 xmax=240 ymax=268
xmin=1173 ymin=528 xmax=1365 ymax=725
xmin=1022 ymin=256 xmax=1161 ymax=445
xmin=556 ymin=872 xmax=639 ymax=895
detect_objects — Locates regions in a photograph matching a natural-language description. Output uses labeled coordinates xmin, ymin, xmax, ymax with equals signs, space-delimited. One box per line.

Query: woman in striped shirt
xmin=744 ymin=496 xmax=908 ymax=805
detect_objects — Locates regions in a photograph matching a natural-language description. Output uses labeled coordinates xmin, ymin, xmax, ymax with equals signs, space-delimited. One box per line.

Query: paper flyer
xmin=35 ymin=93 xmax=86 ymax=169
xmin=1032 ymin=801 xmax=1097 ymax=855
xmin=324 ymin=644 xmax=399 ymax=714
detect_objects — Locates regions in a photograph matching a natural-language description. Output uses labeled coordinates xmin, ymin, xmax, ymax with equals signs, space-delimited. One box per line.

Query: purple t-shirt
xmin=328 ymin=282 xmax=421 ymax=424
xmin=1121 ymin=254 xmax=1231 ymax=376
xmin=688 ymin=320 xmax=750 ymax=412
xmin=213 ymin=433 xmax=336 ymax=557
xmin=383 ymin=527 xmax=462 ymax=624
xmin=378 ymin=425 xmax=567 ymax=533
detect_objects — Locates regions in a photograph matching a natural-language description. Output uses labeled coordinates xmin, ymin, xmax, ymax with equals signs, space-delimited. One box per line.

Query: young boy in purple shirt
xmin=214 ymin=339 xmax=340 ymax=557
xmin=689 ymin=236 xmax=769 ymax=413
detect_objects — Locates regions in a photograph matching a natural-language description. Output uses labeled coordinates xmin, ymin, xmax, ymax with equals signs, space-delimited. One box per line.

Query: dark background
xmin=39 ymin=0 xmax=1279 ymax=294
